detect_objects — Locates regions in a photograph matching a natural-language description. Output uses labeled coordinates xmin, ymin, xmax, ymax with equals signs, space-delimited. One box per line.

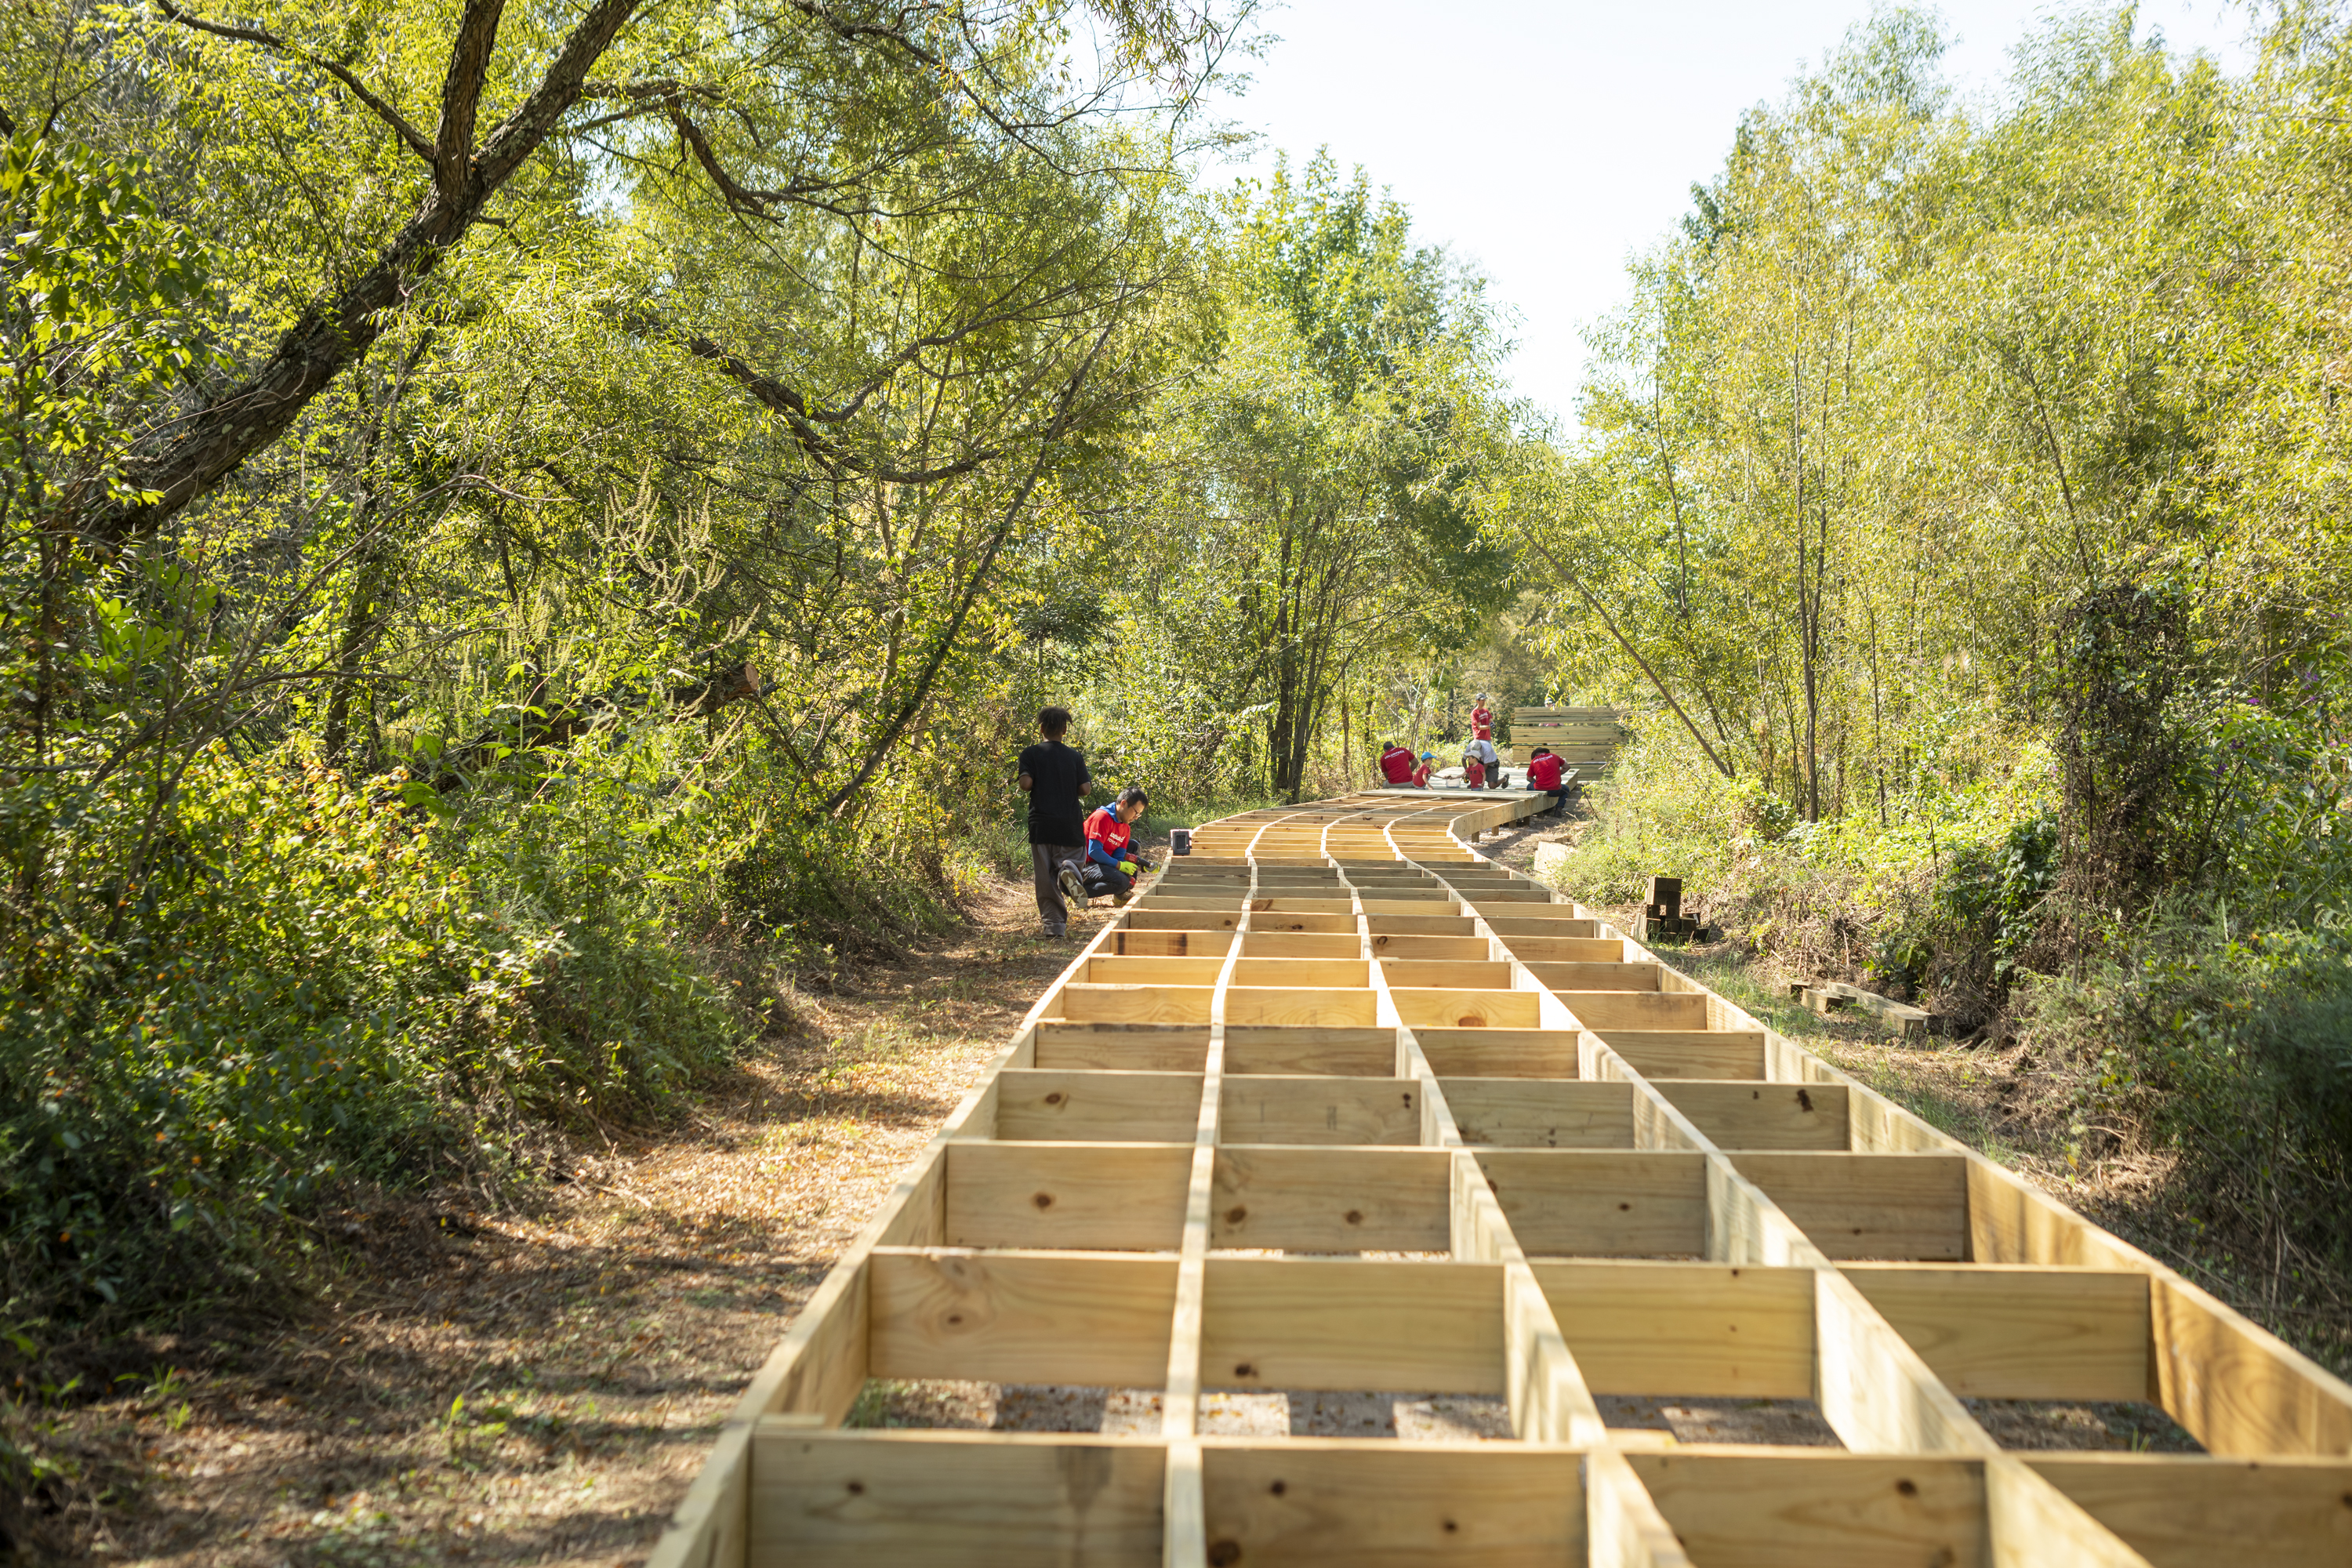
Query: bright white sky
xmin=1201 ymin=0 xmax=2257 ymax=430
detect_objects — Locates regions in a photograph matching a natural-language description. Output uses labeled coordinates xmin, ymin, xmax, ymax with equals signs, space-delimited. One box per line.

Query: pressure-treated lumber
xmin=644 ymin=786 xmax=2352 ymax=1568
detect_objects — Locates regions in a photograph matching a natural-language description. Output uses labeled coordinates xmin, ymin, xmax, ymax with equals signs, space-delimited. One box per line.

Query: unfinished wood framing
xmin=646 ymin=789 xmax=2352 ymax=1567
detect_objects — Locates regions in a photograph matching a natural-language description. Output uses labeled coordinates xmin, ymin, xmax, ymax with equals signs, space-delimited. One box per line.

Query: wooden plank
xmin=1218 ymin=1075 xmax=1421 ymax=1145
xmin=1221 ymin=1025 xmax=1395 ymax=1077
xmin=1985 ymin=1456 xmax=2156 ymax=1567
xmin=1551 ymin=991 xmax=1710 ymax=1030
xmin=1442 ymin=1080 xmax=1636 ymax=1148
xmin=1221 ymin=986 xmax=1378 ymax=1027
xmin=1417 ymin=1028 xmax=1582 ymax=1079
xmin=1111 ymin=927 xmax=1235 ymax=957
xmin=1658 ymin=1081 xmax=1850 ymax=1151
xmin=1478 ymin=1150 xmax=1708 ymax=1257
xmin=1083 ymin=956 xmax=1227 ymax=986
xmin=1840 ymin=1264 xmax=2150 ymax=1400
xmin=868 ymin=1248 xmax=1177 ymax=1386
xmin=1730 ymin=1152 xmax=1968 ymax=1259
xmin=1812 ymin=1267 xmax=1998 ymax=1454
xmin=2146 ymin=1272 xmax=2352 ymax=1456
xmin=1360 ymin=934 xmax=1492 ymax=961
xmin=748 ymin=1428 xmax=1164 ymax=1568
xmin=1030 ymin=1025 xmax=1209 ymax=1073
xmin=943 ymin=1142 xmax=1192 ymax=1251
xmin=1534 ymin=1260 xmax=1815 ymax=1397
xmin=1524 ymin=961 xmax=1661 ymax=993
xmin=1599 ymin=1030 xmax=1766 ymax=1080
xmin=1388 ymin=987 xmax=1542 ymax=1029
xmin=1236 ymin=931 xmax=1363 ymax=958
xmin=1211 ymin=1146 xmax=1451 ymax=1252
xmin=1625 ymin=1451 xmax=1986 ymax=1568
xmin=1364 ymin=915 xmax=1478 ymax=937
xmin=1496 ymin=935 xmax=1628 ymax=963
xmin=1061 ymin=982 xmax=1215 ymax=1025
xmin=992 ymin=1069 xmax=1201 ymax=1142
xmin=1199 ymin=1442 xmax=1583 ymax=1566
xmin=1483 ymin=915 xmax=1602 ymax=938
xmin=2025 ymin=1454 xmax=2352 ymax=1568
xmin=1378 ymin=958 xmax=1516 ymax=989
xmin=1200 ymin=1257 xmax=1505 ymax=1393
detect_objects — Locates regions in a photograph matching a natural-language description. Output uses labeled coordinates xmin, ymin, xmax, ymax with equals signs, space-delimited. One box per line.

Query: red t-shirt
xmin=1463 ymin=757 xmax=1486 ymax=788
xmin=1411 ymin=762 xmax=1432 ymax=788
xmin=1379 ymin=746 xmax=1414 ymax=784
xmin=1471 ymin=706 xmax=1494 ymax=741
xmin=1084 ymin=806 xmax=1133 ymax=860
xmin=1527 ymin=754 xmax=1564 ymax=790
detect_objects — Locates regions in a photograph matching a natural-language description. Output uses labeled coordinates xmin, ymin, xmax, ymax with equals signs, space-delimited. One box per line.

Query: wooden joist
xmin=644 ymin=786 xmax=2352 ymax=1568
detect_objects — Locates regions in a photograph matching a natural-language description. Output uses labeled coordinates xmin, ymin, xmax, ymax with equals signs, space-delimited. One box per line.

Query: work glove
xmin=1121 ymin=860 xmax=1141 ymax=876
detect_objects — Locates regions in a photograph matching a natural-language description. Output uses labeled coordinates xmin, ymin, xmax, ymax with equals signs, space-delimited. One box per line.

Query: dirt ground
xmin=23 ymin=878 xmax=1086 ymax=1568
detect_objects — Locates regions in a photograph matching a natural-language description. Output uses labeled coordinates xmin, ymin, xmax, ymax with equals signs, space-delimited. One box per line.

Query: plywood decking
xmin=645 ymin=790 xmax=2352 ymax=1566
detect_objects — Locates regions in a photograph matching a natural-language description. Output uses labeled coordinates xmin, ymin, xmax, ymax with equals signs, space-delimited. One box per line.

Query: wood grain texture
xmin=868 ymin=1248 xmax=1177 ymax=1386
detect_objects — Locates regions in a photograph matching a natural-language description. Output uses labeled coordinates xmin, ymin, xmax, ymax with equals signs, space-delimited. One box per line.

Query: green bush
xmin=0 ymin=745 xmax=740 ymax=1317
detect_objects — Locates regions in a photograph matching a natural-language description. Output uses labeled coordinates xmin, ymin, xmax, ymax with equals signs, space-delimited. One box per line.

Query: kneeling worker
xmin=1059 ymin=786 xmax=1153 ymax=906
xmin=1378 ymin=741 xmax=1415 ymax=786
xmin=1526 ymin=746 xmax=1570 ymax=815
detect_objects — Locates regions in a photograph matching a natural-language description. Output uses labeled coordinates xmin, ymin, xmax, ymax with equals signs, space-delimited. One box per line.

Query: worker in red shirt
xmin=1059 ymin=786 xmax=1153 ymax=907
xmin=1471 ymin=693 xmax=1495 ymax=743
xmin=1378 ymin=741 xmax=1415 ymax=786
xmin=1411 ymin=751 xmax=1436 ymax=788
xmin=1526 ymin=746 xmax=1571 ymax=815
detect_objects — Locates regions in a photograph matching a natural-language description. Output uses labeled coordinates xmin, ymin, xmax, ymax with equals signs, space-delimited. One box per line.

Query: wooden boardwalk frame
xmin=647 ymin=789 xmax=2352 ymax=1566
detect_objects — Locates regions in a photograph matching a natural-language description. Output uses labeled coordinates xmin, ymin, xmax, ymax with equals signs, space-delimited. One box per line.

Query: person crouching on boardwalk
xmin=1379 ymin=740 xmax=1415 ymax=786
xmin=1526 ymin=746 xmax=1570 ymax=815
xmin=1017 ymin=706 xmax=1091 ymax=937
xmin=1461 ymin=747 xmax=1487 ymax=789
xmin=1412 ymin=751 xmax=1436 ymax=788
xmin=1062 ymin=786 xmax=1153 ymax=908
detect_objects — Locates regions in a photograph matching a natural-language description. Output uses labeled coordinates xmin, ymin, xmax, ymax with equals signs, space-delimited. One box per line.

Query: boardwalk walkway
xmin=649 ymin=789 xmax=2352 ymax=1566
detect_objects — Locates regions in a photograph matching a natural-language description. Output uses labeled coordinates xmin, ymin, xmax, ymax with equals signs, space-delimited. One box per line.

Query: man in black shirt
xmin=1016 ymin=706 xmax=1091 ymax=937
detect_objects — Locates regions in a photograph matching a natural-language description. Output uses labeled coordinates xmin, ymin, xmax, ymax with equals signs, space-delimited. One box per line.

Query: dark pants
xmin=1080 ymin=859 xmax=1134 ymax=901
xmin=1032 ymin=842 xmax=1081 ymax=933
xmin=1544 ymin=787 xmax=1572 ymax=815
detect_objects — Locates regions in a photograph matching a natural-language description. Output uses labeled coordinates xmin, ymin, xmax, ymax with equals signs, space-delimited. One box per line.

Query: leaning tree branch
xmin=73 ymin=0 xmax=643 ymax=550
xmin=432 ymin=0 xmax=508 ymax=201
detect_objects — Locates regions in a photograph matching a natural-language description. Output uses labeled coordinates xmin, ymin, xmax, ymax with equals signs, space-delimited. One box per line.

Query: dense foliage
xmin=1534 ymin=6 xmax=2352 ymax=1351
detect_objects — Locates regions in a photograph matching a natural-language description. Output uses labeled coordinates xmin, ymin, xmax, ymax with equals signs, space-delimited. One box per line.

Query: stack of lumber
xmin=1505 ymin=704 xmax=1626 ymax=769
xmin=644 ymin=785 xmax=2352 ymax=1568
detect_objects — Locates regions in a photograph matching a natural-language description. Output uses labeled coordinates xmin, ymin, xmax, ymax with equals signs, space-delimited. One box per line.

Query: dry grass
xmin=20 ymin=878 xmax=1083 ymax=1568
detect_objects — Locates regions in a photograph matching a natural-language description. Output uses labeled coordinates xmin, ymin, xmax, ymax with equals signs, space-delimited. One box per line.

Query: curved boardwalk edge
xmin=645 ymin=788 xmax=2352 ymax=1568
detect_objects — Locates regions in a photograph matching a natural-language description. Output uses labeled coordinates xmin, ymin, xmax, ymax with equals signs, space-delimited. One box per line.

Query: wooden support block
xmin=1218 ymin=1075 xmax=1421 ymax=1145
xmin=1658 ymin=1081 xmax=1850 ymax=1151
xmin=1221 ymin=986 xmax=1377 ymax=1028
xmin=1626 ymin=1451 xmax=1987 ymax=1568
xmin=868 ymin=1248 xmax=1178 ymax=1386
xmin=1221 ymin=1025 xmax=1396 ymax=1077
xmin=943 ymin=1142 xmax=1191 ymax=1251
xmin=2024 ymin=1453 xmax=2352 ymax=1568
xmin=1389 ymin=987 xmax=1542 ymax=1029
xmin=1210 ymin=1147 xmax=1450 ymax=1252
xmin=1598 ymin=1030 xmax=1767 ymax=1080
xmin=1801 ymin=985 xmax=1854 ymax=1016
xmin=1200 ymin=1441 xmax=1584 ymax=1566
xmin=1442 ymin=1080 xmax=1637 ymax=1148
xmin=749 ymin=1428 xmax=1166 ymax=1568
xmin=1477 ymin=1150 xmax=1708 ymax=1257
xmin=1201 ymin=1257 xmax=1506 ymax=1393
xmin=1551 ymin=992 xmax=1711 ymax=1031
xmin=992 ymin=1069 xmax=1201 ymax=1142
xmin=1730 ymin=1152 xmax=1968 ymax=1259
xmin=1030 ymin=1024 xmax=1209 ymax=1073
xmin=1533 ymin=1261 xmax=1815 ymax=1397
xmin=1842 ymin=1264 xmax=2151 ymax=1400
xmin=1125 ymin=909 xmax=1243 ymax=932
xmin=1362 ymin=934 xmax=1492 ymax=961
xmin=1229 ymin=956 xmax=1370 ymax=988
xmin=1525 ymin=961 xmax=1662 ymax=993
xmin=1417 ymin=1028 xmax=1583 ymax=1079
